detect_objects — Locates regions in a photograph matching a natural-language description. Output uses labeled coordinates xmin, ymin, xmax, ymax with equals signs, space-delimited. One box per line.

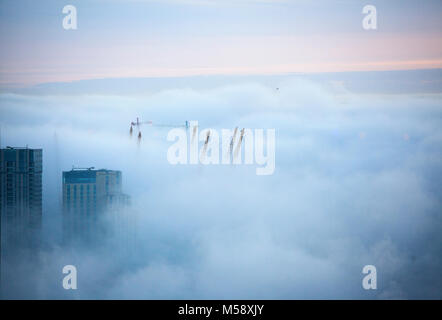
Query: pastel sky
xmin=0 ymin=0 xmax=441 ymax=86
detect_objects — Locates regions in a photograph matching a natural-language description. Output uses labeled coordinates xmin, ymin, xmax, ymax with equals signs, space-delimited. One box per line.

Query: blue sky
xmin=0 ymin=0 xmax=441 ymax=86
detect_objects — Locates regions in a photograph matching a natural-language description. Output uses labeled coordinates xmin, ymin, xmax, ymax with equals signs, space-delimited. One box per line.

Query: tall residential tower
xmin=62 ymin=167 xmax=130 ymax=242
xmin=0 ymin=147 xmax=42 ymax=247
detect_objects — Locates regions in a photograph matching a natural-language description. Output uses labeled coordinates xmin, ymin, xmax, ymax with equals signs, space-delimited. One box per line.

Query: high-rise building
xmin=62 ymin=167 xmax=130 ymax=242
xmin=0 ymin=147 xmax=42 ymax=247
xmin=0 ymin=147 xmax=42 ymax=297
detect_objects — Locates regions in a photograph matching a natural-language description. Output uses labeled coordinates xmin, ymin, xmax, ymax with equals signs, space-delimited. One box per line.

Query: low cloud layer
xmin=0 ymin=75 xmax=441 ymax=299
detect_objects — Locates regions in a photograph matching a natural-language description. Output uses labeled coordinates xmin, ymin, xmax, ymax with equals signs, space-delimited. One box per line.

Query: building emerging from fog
xmin=62 ymin=167 xmax=131 ymax=243
xmin=0 ymin=147 xmax=42 ymax=247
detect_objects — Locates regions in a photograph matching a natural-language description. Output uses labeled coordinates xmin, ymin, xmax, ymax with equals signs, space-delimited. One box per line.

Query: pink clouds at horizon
xmin=1 ymin=32 xmax=441 ymax=87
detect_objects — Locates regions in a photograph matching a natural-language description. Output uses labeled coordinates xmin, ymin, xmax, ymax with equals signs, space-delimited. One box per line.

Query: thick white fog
xmin=0 ymin=75 xmax=441 ymax=299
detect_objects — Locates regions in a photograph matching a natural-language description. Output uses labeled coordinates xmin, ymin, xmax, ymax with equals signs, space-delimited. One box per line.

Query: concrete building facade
xmin=62 ymin=168 xmax=130 ymax=242
xmin=0 ymin=147 xmax=42 ymax=247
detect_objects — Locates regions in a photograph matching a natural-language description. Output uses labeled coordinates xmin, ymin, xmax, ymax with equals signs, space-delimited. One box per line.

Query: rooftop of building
xmin=65 ymin=167 xmax=120 ymax=173
xmin=1 ymin=146 xmax=42 ymax=150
